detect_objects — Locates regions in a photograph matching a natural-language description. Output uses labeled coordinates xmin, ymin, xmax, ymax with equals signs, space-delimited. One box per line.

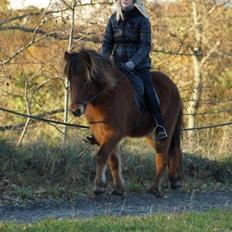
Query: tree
xmin=0 ymin=0 xmax=8 ymax=11
xmin=0 ymin=0 xmax=231 ymax=153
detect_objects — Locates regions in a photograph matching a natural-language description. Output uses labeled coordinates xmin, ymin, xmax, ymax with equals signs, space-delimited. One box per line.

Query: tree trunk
xmin=187 ymin=1 xmax=202 ymax=142
xmin=62 ymin=0 xmax=76 ymax=146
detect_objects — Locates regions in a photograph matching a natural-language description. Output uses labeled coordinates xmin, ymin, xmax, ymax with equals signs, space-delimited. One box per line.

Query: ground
xmin=1 ymin=190 xmax=232 ymax=222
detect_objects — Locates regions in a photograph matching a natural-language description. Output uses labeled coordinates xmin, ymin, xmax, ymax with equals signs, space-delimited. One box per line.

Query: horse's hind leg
xmin=152 ymin=147 xmax=168 ymax=197
xmin=168 ymin=147 xmax=183 ymax=189
xmin=108 ymin=148 xmax=124 ymax=195
xmin=146 ymin=135 xmax=168 ymax=198
xmin=94 ymin=137 xmax=119 ymax=195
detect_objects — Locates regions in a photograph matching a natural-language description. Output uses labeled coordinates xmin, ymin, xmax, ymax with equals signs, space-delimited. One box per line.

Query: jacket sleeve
xmin=101 ymin=16 xmax=115 ymax=58
xmin=129 ymin=17 xmax=151 ymax=66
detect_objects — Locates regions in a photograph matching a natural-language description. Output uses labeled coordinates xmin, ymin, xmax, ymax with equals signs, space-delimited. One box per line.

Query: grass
xmin=0 ymin=136 xmax=232 ymax=201
xmin=0 ymin=131 xmax=232 ymax=231
xmin=0 ymin=210 xmax=232 ymax=232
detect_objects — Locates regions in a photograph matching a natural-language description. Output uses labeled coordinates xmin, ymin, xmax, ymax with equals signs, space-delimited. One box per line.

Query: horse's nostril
xmin=70 ymin=104 xmax=85 ymax=117
xmin=71 ymin=108 xmax=82 ymax=117
xmin=75 ymin=109 xmax=82 ymax=117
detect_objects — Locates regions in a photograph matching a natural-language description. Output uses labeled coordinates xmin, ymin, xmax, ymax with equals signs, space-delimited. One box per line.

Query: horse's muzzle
xmin=70 ymin=104 xmax=85 ymax=117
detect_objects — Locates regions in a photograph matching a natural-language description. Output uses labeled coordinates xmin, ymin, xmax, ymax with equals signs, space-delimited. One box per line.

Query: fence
xmin=1 ymin=106 xmax=232 ymax=132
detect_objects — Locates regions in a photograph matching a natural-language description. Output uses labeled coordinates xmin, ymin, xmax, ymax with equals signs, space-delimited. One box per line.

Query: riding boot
xmin=147 ymin=88 xmax=168 ymax=142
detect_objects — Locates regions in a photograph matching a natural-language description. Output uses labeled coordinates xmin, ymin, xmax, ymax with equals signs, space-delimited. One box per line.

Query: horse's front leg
xmin=108 ymin=148 xmax=124 ymax=196
xmin=94 ymin=137 xmax=120 ymax=195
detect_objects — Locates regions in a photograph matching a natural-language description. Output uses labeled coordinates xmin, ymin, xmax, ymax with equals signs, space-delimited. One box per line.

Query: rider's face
xmin=121 ymin=0 xmax=134 ymax=9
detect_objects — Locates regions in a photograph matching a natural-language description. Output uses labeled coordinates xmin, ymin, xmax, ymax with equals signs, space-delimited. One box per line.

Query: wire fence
xmin=1 ymin=106 xmax=232 ymax=132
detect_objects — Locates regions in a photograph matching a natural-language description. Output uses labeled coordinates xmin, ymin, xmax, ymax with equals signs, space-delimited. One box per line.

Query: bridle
xmin=73 ymin=71 xmax=129 ymax=108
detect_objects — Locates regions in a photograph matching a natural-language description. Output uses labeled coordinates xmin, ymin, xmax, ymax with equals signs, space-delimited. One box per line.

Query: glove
xmin=123 ymin=61 xmax=135 ymax=72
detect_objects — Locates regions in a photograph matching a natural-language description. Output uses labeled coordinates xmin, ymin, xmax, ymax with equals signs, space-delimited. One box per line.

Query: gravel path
xmin=1 ymin=191 xmax=232 ymax=222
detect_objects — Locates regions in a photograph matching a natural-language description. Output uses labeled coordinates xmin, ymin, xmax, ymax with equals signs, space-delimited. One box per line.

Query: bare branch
xmin=0 ymin=33 xmax=48 ymax=65
xmin=201 ymin=41 xmax=221 ymax=66
xmin=17 ymin=79 xmax=31 ymax=146
xmin=60 ymin=0 xmax=73 ymax=10
xmin=0 ymin=8 xmax=69 ymax=26
xmin=62 ymin=0 xmax=77 ymax=145
xmin=0 ymin=25 xmax=99 ymax=42
xmin=152 ymin=49 xmax=232 ymax=58
xmin=28 ymin=77 xmax=61 ymax=92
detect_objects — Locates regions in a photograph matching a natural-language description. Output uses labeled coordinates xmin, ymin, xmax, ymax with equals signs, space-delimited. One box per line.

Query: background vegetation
xmin=0 ymin=0 xmax=232 ymax=201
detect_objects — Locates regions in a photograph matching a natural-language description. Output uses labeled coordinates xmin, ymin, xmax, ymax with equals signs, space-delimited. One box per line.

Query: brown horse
xmin=64 ymin=49 xmax=183 ymax=197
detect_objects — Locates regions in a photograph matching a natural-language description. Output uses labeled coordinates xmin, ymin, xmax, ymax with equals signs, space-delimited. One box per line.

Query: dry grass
xmin=0 ymin=126 xmax=232 ymax=201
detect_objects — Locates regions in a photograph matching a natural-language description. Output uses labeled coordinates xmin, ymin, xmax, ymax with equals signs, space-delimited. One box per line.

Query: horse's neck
xmin=85 ymin=77 xmax=133 ymax=121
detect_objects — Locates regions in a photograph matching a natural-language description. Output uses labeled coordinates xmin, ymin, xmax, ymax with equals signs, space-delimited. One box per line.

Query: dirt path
xmin=1 ymin=191 xmax=232 ymax=222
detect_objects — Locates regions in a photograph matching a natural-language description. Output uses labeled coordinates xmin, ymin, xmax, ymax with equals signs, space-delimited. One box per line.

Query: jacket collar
xmin=112 ymin=0 xmax=149 ymax=21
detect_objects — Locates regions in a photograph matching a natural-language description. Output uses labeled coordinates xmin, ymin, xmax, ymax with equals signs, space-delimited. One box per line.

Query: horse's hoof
xmin=111 ymin=189 xmax=125 ymax=198
xmin=170 ymin=178 xmax=182 ymax=190
xmin=148 ymin=188 xmax=163 ymax=198
xmin=93 ymin=189 xmax=106 ymax=195
xmin=171 ymin=181 xmax=182 ymax=190
xmin=93 ymin=184 xmax=107 ymax=195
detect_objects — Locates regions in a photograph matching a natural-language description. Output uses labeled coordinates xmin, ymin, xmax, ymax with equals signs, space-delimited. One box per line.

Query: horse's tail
xmin=170 ymin=101 xmax=184 ymax=151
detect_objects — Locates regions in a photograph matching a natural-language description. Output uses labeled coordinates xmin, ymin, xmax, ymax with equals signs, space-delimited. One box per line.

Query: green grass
xmin=1 ymin=210 xmax=232 ymax=232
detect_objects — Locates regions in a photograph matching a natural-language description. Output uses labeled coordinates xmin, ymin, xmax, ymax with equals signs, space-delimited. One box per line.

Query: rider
xmin=87 ymin=0 xmax=167 ymax=143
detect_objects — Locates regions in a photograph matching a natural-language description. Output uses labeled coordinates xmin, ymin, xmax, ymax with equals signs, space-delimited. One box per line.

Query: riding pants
xmin=133 ymin=68 xmax=165 ymax=127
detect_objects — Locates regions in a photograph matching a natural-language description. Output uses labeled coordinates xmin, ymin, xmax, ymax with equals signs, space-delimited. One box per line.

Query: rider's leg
xmin=135 ymin=69 xmax=168 ymax=141
xmin=84 ymin=134 xmax=98 ymax=145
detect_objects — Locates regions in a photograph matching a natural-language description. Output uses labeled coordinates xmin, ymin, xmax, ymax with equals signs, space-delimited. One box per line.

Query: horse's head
xmin=64 ymin=49 xmax=117 ymax=117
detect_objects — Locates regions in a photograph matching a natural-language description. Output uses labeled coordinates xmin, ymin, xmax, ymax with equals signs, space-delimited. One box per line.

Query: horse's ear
xmin=64 ymin=51 xmax=70 ymax=61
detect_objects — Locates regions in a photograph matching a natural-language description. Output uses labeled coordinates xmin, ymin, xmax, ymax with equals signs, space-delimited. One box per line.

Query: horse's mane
xmin=64 ymin=49 xmax=118 ymax=90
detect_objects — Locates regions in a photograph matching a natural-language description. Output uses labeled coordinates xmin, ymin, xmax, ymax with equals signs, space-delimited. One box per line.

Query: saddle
xmin=127 ymin=71 xmax=145 ymax=112
xmin=127 ymin=71 xmax=160 ymax=113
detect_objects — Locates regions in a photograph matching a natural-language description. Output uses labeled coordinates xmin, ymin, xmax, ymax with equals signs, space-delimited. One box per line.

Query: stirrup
xmin=154 ymin=125 xmax=168 ymax=141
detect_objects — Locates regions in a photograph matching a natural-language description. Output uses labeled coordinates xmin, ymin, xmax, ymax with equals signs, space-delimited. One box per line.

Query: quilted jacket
xmin=101 ymin=6 xmax=151 ymax=70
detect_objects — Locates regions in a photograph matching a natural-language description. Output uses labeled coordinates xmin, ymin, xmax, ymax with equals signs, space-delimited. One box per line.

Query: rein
xmin=86 ymin=71 xmax=129 ymax=104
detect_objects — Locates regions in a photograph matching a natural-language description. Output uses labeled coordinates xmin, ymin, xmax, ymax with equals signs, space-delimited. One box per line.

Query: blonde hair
xmin=112 ymin=0 xmax=149 ymax=21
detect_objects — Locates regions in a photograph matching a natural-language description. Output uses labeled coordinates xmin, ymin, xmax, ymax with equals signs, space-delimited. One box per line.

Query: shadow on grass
xmin=0 ymin=139 xmax=232 ymax=201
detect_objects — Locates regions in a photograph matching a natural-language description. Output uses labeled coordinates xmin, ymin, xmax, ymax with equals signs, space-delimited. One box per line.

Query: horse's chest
xmin=85 ymin=105 xmax=106 ymax=124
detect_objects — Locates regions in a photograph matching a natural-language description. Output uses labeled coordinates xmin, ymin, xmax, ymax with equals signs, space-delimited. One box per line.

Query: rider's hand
xmin=123 ymin=61 xmax=135 ymax=72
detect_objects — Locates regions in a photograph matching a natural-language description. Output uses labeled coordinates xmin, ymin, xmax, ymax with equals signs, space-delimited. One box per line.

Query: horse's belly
xmin=127 ymin=117 xmax=154 ymax=137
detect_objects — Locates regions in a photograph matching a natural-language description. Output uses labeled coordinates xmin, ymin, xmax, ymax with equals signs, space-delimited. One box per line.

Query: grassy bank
xmin=1 ymin=210 xmax=232 ymax=232
xmin=0 ymin=138 xmax=232 ymax=201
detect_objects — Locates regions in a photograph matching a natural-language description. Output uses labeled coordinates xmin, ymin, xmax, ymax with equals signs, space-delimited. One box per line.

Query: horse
xmin=64 ymin=49 xmax=183 ymax=198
